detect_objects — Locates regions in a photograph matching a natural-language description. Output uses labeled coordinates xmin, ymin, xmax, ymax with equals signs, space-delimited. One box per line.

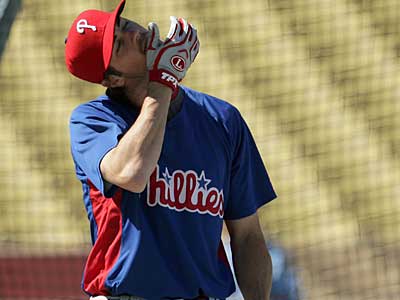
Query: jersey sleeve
xmin=69 ymin=103 xmax=125 ymax=196
xmin=224 ymin=108 xmax=277 ymax=220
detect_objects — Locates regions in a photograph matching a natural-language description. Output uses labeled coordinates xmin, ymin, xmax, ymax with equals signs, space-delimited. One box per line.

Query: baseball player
xmin=65 ymin=1 xmax=277 ymax=299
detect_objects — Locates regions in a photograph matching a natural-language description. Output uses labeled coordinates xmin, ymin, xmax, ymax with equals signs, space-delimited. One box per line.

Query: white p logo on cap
xmin=76 ymin=19 xmax=97 ymax=34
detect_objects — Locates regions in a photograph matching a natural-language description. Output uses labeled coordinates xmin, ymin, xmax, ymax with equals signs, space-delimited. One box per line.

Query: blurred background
xmin=1 ymin=0 xmax=399 ymax=299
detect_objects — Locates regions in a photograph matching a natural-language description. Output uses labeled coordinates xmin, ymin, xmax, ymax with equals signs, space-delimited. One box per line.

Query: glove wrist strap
xmin=149 ymin=69 xmax=178 ymax=92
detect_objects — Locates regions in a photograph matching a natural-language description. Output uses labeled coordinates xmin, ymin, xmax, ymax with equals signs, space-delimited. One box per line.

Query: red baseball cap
xmin=65 ymin=0 xmax=126 ymax=83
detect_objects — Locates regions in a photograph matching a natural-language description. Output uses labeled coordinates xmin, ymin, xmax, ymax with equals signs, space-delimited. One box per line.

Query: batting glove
xmin=146 ymin=16 xmax=200 ymax=91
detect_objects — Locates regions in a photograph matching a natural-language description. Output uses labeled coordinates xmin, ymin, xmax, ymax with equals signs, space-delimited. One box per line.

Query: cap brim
xmin=102 ymin=0 xmax=126 ymax=72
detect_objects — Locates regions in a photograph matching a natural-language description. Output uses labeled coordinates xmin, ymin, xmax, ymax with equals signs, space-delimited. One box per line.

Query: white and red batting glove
xmin=146 ymin=16 xmax=200 ymax=91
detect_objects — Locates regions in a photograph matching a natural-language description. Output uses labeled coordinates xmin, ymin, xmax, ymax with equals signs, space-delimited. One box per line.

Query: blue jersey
xmin=69 ymin=86 xmax=277 ymax=299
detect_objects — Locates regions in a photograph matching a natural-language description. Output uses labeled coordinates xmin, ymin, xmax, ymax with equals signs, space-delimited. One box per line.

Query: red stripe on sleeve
xmin=83 ymin=180 xmax=123 ymax=295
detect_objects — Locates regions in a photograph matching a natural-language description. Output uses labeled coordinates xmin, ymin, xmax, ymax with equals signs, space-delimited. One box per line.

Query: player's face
xmin=107 ymin=17 xmax=149 ymax=104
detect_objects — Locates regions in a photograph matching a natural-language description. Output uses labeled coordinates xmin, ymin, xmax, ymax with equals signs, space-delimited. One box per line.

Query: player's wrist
xmin=147 ymin=81 xmax=173 ymax=102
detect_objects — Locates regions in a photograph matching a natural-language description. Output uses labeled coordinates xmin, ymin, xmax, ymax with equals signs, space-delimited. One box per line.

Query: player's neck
xmin=106 ymin=85 xmax=184 ymax=120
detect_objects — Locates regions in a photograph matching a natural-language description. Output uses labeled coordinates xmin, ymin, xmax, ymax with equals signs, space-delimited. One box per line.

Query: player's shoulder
xmin=181 ymin=86 xmax=242 ymax=124
xmin=70 ymin=94 xmax=110 ymax=119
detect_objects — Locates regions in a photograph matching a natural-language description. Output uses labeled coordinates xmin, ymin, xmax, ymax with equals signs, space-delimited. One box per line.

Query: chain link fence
xmin=0 ymin=0 xmax=399 ymax=299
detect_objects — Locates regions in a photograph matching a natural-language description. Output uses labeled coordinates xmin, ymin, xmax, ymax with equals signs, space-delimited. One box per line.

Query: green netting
xmin=0 ymin=0 xmax=399 ymax=299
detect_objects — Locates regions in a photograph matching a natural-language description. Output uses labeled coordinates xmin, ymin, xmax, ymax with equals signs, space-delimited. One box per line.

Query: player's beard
xmin=105 ymin=72 xmax=148 ymax=110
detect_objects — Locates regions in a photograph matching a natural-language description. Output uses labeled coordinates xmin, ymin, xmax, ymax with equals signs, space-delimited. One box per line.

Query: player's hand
xmin=146 ymin=16 xmax=200 ymax=91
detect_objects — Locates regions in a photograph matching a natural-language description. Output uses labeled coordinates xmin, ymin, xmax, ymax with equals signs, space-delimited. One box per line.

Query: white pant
xmin=91 ymin=296 xmax=143 ymax=300
xmin=90 ymin=295 xmax=221 ymax=300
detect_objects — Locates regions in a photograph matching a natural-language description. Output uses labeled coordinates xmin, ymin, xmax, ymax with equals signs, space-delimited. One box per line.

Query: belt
xmin=90 ymin=295 xmax=222 ymax=300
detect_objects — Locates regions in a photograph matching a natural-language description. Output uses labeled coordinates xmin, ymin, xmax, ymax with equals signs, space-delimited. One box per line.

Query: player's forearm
xmin=232 ymin=233 xmax=272 ymax=300
xmin=101 ymin=82 xmax=172 ymax=193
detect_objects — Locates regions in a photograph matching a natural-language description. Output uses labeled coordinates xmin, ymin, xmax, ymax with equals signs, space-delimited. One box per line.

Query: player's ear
xmin=101 ymin=74 xmax=125 ymax=88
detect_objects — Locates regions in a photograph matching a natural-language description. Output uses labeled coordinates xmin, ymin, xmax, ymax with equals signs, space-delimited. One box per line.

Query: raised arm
xmin=101 ymin=17 xmax=199 ymax=193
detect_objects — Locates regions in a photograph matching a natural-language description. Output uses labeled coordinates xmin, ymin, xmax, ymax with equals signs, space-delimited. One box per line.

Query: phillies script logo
xmin=147 ymin=165 xmax=224 ymax=218
xmin=170 ymin=55 xmax=186 ymax=72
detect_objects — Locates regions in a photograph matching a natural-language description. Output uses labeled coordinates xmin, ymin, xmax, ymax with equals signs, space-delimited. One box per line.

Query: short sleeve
xmin=69 ymin=103 xmax=125 ymax=196
xmin=224 ymin=108 xmax=277 ymax=220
